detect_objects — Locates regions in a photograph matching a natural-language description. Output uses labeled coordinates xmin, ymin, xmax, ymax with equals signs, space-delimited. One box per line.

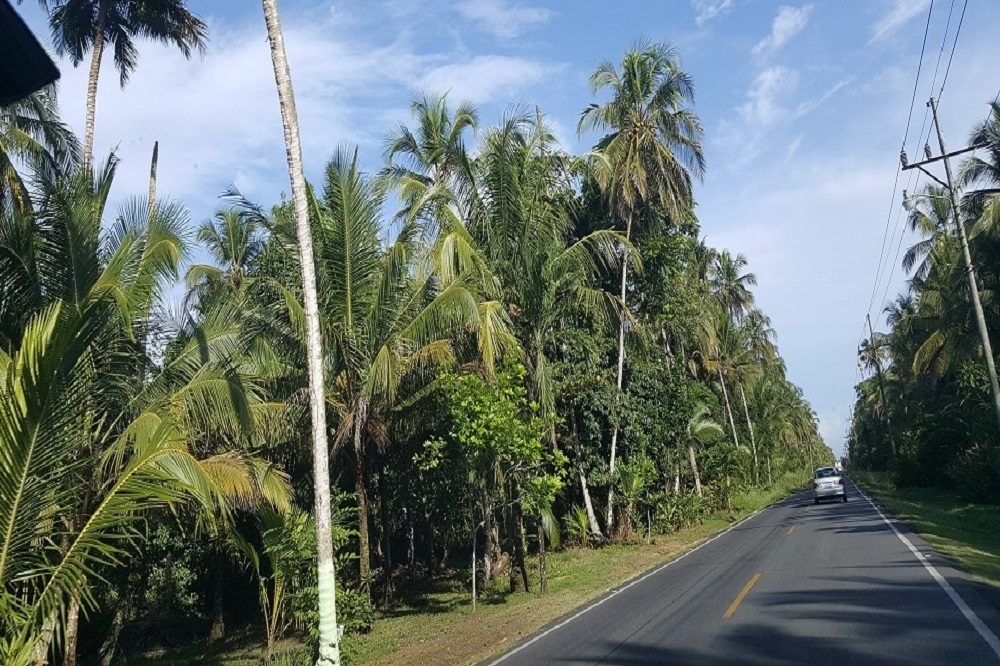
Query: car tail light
xmin=812 ymin=483 xmax=818 ymax=490
xmin=838 ymin=478 xmax=845 ymax=485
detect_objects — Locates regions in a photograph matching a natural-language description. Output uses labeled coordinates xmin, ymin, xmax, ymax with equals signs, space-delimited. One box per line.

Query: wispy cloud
xmin=752 ymin=4 xmax=812 ymax=59
xmin=418 ymin=55 xmax=564 ymax=102
xmin=691 ymin=0 xmax=735 ymax=26
xmin=871 ymin=0 xmax=931 ymax=42
xmin=455 ymin=0 xmax=552 ymax=39
xmin=740 ymin=66 xmax=798 ymax=126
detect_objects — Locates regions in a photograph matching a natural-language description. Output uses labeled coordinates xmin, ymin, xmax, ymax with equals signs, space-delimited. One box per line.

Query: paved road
xmin=490 ymin=481 xmax=1000 ymax=665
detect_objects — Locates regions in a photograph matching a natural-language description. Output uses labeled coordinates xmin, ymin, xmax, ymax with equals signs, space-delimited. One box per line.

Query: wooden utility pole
xmin=901 ymin=97 xmax=1000 ymax=435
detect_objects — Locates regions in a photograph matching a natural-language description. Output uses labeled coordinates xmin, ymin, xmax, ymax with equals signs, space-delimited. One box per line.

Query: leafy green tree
xmin=579 ymin=41 xmax=705 ymax=528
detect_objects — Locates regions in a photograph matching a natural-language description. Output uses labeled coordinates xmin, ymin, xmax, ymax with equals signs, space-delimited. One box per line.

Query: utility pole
xmin=902 ymin=97 xmax=1000 ymax=435
xmin=866 ymin=313 xmax=896 ymax=459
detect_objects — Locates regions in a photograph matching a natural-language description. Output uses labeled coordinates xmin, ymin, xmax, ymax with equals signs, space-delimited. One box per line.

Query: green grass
xmin=854 ymin=470 xmax=1000 ymax=588
xmin=134 ymin=482 xmax=796 ymax=666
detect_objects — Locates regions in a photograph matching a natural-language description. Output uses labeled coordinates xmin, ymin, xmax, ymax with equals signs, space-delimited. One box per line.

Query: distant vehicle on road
xmin=812 ymin=467 xmax=847 ymax=504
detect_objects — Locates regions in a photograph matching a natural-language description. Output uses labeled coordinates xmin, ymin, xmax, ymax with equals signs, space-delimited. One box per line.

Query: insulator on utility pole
xmin=899 ymin=148 xmax=908 ymax=168
xmin=924 ymin=143 xmax=933 ymax=160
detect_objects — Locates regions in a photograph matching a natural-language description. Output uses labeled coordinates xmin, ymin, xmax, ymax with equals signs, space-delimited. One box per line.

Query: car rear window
xmin=815 ymin=468 xmax=839 ymax=478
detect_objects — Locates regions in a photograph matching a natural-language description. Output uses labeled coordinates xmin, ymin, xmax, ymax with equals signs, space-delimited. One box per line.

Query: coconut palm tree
xmin=902 ymin=185 xmax=953 ymax=281
xmin=0 ymin=88 xmax=78 ymax=212
xmin=710 ymin=250 xmax=757 ymax=320
xmin=383 ymin=93 xmax=477 ymax=222
xmin=579 ymin=41 xmax=705 ymax=528
xmin=685 ymin=403 xmax=724 ymax=496
xmin=185 ymin=206 xmax=266 ymax=312
xmin=259 ymin=1 xmax=339 ymax=663
xmin=38 ymin=0 xmax=207 ymax=167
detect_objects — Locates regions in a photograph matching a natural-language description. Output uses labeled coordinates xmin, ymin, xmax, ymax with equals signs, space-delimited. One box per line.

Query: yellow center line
xmin=787 ymin=525 xmax=796 ymax=535
xmin=724 ymin=573 xmax=762 ymax=619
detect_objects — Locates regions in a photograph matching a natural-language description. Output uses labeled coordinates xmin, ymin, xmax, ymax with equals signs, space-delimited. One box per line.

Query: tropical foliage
xmin=0 ymin=14 xmax=830 ymax=662
xmin=849 ymin=100 xmax=1000 ymax=501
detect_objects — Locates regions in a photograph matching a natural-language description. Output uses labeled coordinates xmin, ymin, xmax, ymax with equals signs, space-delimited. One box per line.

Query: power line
xmin=938 ymin=0 xmax=968 ymax=100
xmin=864 ymin=0 xmax=935 ymax=325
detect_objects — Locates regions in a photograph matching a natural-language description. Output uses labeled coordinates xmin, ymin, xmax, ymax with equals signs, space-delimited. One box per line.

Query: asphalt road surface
xmin=489 ymin=481 xmax=1000 ymax=665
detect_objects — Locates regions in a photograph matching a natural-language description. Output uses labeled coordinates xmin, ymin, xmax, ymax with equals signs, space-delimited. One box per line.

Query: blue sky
xmin=17 ymin=0 xmax=1000 ymax=455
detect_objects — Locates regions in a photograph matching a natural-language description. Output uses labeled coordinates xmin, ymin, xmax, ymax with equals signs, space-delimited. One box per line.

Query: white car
xmin=812 ymin=467 xmax=847 ymax=504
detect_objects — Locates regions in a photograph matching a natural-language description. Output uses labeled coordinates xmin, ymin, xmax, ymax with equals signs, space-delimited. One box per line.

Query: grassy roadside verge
xmin=136 ymin=475 xmax=802 ymax=665
xmin=853 ymin=470 xmax=1000 ymax=588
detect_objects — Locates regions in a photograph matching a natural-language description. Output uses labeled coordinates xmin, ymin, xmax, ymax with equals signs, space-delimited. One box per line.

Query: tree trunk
xmin=471 ymin=519 xmax=478 ymax=610
xmin=147 ymin=140 xmax=159 ymax=218
xmin=687 ymin=444 xmax=703 ymax=496
xmin=718 ymin=369 xmax=740 ymax=448
xmin=261 ymin=2 xmax=340 ymax=663
xmin=354 ymin=448 xmax=371 ymax=592
xmin=377 ymin=465 xmax=392 ymax=602
xmin=739 ymin=384 xmax=759 ymax=485
xmin=571 ymin=410 xmax=603 ymax=537
xmin=538 ymin=520 xmax=548 ymax=594
xmin=673 ymin=464 xmax=681 ymax=494
xmin=209 ymin=551 xmax=226 ymax=644
xmin=606 ymin=214 xmax=634 ymax=531
xmin=64 ymin=596 xmax=80 ymax=666
xmin=83 ymin=21 xmax=105 ymax=169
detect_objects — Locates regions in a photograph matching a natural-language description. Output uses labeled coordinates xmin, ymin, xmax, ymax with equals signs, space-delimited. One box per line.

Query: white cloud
xmin=691 ymin=0 xmax=734 ymax=26
xmin=417 ymin=55 xmax=563 ymax=103
xmin=739 ymin=66 xmax=798 ymax=126
xmin=751 ymin=5 xmax=812 ymax=59
xmin=871 ymin=0 xmax=931 ymax=42
xmin=455 ymin=0 xmax=552 ymax=39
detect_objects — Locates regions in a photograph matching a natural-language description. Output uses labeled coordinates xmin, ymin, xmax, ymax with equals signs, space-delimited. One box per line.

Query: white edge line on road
xmin=485 ymin=496 xmax=784 ymax=665
xmin=859 ymin=487 xmax=1000 ymax=659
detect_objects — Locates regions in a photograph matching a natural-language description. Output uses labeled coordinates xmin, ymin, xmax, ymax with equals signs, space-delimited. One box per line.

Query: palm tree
xmin=710 ymin=250 xmax=757 ymax=319
xmin=0 ymin=88 xmax=78 ymax=211
xmin=902 ymin=185 xmax=953 ymax=281
xmin=579 ymin=42 xmax=705 ymax=528
xmin=383 ymin=93 xmax=477 ymax=221
xmin=685 ymin=403 xmax=724 ymax=496
xmin=185 ymin=206 xmax=266 ymax=312
xmin=0 ymin=158 xmax=286 ymax=664
xmin=960 ymin=100 xmax=1000 ymax=214
xmin=38 ymin=0 xmax=207 ymax=167
xmin=260 ymin=1 xmax=339 ymax=663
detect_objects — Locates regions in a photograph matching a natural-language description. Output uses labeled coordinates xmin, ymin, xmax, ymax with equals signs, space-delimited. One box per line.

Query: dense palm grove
xmin=1 ymin=4 xmax=830 ymax=664
xmin=850 ymin=99 xmax=1000 ymax=501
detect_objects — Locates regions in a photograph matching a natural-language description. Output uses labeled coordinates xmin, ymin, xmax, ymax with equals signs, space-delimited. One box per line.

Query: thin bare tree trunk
xmin=606 ymin=215 xmax=633 ymax=531
xmin=538 ymin=519 xmax=548 ymax=593
xmin=64 ymin=596 xmax=80 ymax=666
xmin=83 ymin=22 xmax=105 ymax=169
xmin=739 ymin=384 xmax=759 ymax=484
xmin=673 ymin=464 xmax=681 ymax=493
xmin=687 ymin=444 xmax=703 ymax=496
xmin=718 ymin=369 xmax=740 ymax=448
xmin=261 ymin=2 xmax=340 ymax=663
xmin=354 ymin=397 xmax=371 ymax=594
xmin=570 ymin=410 xmax=602 ymax=537
xmin=147 ymin=140 xmax=159 ymax=217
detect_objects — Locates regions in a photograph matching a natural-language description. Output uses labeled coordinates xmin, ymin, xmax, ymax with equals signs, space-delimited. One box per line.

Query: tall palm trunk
xmin=64 ymin=597 xmax=80 ymax=666
xmin=606 ymin=215 xmax=633 ymax=532
xmin=148 ymin=140 xmax=159 ymax=218
xmin=261 ymin=2 xmax=340 ymax=664
xmin=718 ymin=369 xmax=740 ymax=448
xmin=571 ymin=410 xmax=602 ymax=537
xmin=687 ymin=444 xmax=703 ymax=496
xmin=354 ymin=396 xmax=371 ymax=593
xmin=83 ymin=20 xmax=105 ymax=169
xmin=739 ymin=384 xmax=759 ymax=484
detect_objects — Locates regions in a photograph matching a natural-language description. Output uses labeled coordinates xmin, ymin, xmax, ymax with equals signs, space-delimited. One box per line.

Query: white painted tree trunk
xmin=83 ymin=22 xmax=104 ymax=170
xmin=687 ymin=444 xmax=703 ymax=496
xmin=718 ymin=369 xmax=740 ymax=449
xmin=739 ymin=384 xmax=759 ymax=484
xmin=606 ymin=215 xmax=633 ymax=532
xmin=261 ymin=2 xmax=340 ymax=664
xmin=578 ymin=464 xmax=602 ymax=537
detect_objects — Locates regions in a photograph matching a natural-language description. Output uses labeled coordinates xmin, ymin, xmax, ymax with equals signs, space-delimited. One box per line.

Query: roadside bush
xmin=653 ymin=491 xmax=705 ymax=533
xmin=947 ymin=443 xmax=1000 ymax=504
